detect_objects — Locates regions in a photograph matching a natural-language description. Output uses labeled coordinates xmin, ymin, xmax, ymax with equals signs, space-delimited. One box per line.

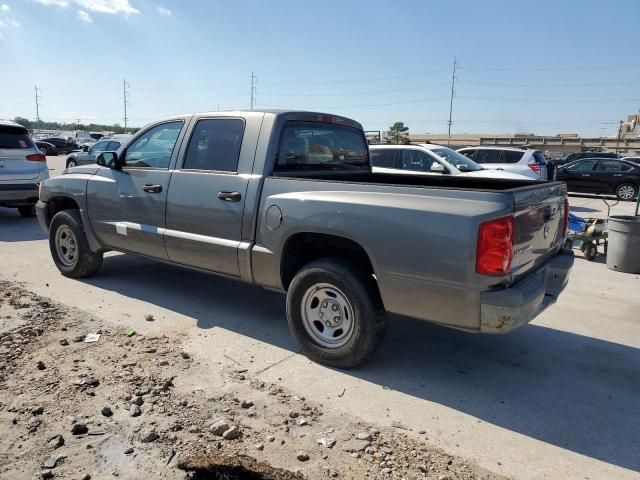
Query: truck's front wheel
xmin=286 ymin=258 xmax=387 ymax=368
xmin=49 ymin=210 xmax=103 ymax=278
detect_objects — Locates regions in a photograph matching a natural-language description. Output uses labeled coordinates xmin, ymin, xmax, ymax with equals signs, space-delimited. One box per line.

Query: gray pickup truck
xmin=37 ymin=110 xmax=573 ymax=367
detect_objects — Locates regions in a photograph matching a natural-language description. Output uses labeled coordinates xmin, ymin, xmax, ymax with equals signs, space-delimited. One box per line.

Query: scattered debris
xmin=144 ymin=314 xmax=155 ymax=322
xmin=36 ymin=360 xmax=46 ymax=370
xmin=84 ymin=333 xmax=101 ymax=343
xmin=317 ymin=437 xmax=336 ymax=448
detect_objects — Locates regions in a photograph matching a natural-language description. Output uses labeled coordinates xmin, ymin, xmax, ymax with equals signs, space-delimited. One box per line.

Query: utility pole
xmin=447 ymin=57 xmax=458 ymax=146
xmin=250 ymin=71 xmax=257 ymax=110
xmin=34 ymin=85 xmax=41 ymax=130
xmin=123 ymin=79 xmax=130 ymax=129
xmin=615 ymin=120 xmax=623 ymax=154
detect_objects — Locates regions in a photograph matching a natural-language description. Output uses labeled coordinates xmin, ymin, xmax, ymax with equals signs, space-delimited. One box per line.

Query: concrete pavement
xmin=0 ymin=156 xmax=638 ymax=479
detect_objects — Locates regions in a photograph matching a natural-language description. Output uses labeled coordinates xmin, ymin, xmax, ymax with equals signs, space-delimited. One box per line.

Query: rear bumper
xmin=480 ymin=249 xmax=574 ymax=333
xmin=0 ymin=183 xmax=39 ymax=206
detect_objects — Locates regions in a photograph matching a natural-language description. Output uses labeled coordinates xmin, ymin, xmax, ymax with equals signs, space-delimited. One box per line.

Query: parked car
xmin=371 ymin=144 xmax=533 ymax=180
xmin=555 ymin=158 xmax=640 ymax=200
xmin=38 ymin=136 xmax=78 ymax=155
xmin=37 ymin=110 xmax=573 ymax=368
xmin=66 ymin=139 xmax=124 ymax=168
xmin=34 ymin=140 xmax=58 ymax=156
xmin=562 ymin=151 xmax=619 ymax=163
xmin=0 ymin=121 xmax=49 ymax=217
xmin=621 ymin=156 xmax=640 ymax=165
xmin=457 ymin=147 xmax=548 ymax=180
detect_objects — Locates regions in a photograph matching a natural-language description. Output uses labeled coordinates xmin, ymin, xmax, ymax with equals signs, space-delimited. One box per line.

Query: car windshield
xmin=431 ymin=147 xmax=483 ymax=172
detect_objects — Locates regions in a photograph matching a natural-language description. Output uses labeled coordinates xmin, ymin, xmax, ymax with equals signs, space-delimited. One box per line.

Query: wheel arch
xmin=280 ymin=231 xmax=379 ymax=293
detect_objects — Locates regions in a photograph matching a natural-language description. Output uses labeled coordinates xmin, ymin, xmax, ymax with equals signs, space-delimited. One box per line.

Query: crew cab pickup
xmin=37 ymin=110 xmax=573 ymax=367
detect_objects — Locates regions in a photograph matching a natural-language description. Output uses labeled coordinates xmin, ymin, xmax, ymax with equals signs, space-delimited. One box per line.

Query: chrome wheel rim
xmin=301 ymin=283 xmax=355 ymax=349
xmin=55 ymin=225 xmax=78 ymax=267
xmin=617 ymin=185 xmax=635 ymax=200
xmin=68 ymin=160 xmax=76 ymax=168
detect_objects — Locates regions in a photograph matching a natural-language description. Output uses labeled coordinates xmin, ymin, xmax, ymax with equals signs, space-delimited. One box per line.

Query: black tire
xmin=563 ymin=238 xmax=573 ymax=250
xmin=286 ymin=258 xmax=388 ymax=369
xmin=49 ymin=210 xmax=103 ymax=278
xmin=17 ymin=205 xmax=36 ymax=217
xmin=615 ymin=183 xmax=638 ymax=201
xmin=66 ymin=158 xmax=77 ymax=168
xmin=584 ymin=242 xmax=597 ymax=261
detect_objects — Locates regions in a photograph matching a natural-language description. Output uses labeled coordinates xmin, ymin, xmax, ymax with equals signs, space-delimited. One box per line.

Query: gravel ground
xmin=0 ymin=280 xmax=505 ymax=480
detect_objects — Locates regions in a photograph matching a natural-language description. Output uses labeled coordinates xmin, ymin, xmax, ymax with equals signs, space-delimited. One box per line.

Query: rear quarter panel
xmin=252 ymin=177 xmax=514 ymax=330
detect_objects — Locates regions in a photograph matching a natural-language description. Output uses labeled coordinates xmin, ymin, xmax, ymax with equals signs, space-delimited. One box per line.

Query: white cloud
xmin=0 ymin=4 xmax=10 ymax=11
xmin=75 ymin=0 xmax=139 ymax=14
xmin=156 ymin=5 xmax=171 ymax=15
xmin=9 ymin=18 xmax=18 ymax=26
xmin=77 ymin=9 xmax=91 ymax=22
xmin=34 ymin=0 xmax=70 ymax=6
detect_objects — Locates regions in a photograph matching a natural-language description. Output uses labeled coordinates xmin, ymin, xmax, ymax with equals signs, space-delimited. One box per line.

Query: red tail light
xmin=527 ymin=163 xmax=542 ymax=175
xmin=562 ymin=198 xmax=569 ymax=238
xmin=476 ymin=216 xmax=514 ymax=275
xmin=26 ymin=153 xmax=46 ymax=162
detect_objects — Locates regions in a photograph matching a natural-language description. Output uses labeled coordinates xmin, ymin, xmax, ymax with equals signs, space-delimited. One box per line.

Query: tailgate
xmin=511 ymin=181 xmax=567 ymax=279
xmin=0 ymin=125 xmax=40 ymax=181
xmin=0 ymin=150 xmax=41 ymax=181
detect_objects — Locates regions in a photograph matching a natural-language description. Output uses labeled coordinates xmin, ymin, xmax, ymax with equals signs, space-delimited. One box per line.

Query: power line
xmin=258 ymin=82 xmax=450 ymax=97
xmin=457 ymin=95 xmax=639 ymax=103
xmin=260 ymin=68 xmax=451 ymax=85
xmin=459 ymin=80 xmax=640 ymax=88
xmin=257 ymin=96 xmax=450 ymax=110
xmin=459 ymin=63 xmax=640 ymax=72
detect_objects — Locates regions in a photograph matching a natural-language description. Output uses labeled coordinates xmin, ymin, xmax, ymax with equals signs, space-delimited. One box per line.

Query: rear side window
xmin=370 ymin=149 xmax=396 ymax=168
xmin=400 ymin=149 xmax=436 ymax=171
xmin=474 ymin=150 xmax=503 ymax=164
xmin=0 ymin=126 xmax=34 ymax=149
xmin=503 ymin=151 xmax=525 ymax=163
xmin=566 ymin=160 xmax=597 ymax=171
xmin=459 ymin=150 xmax=475 ymax=160
xmin=182 ymin=118 xmax=244 ymax=172
xmin=598 ymin=160 xmax=630 ymax=172
xmin=275 ymin=122 xmax=368 ymax=172
xmin=107 ymin=141 xmax=121 ymax=151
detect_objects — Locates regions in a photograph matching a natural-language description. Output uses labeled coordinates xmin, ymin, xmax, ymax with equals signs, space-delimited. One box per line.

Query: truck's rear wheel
xmin=286 ymin=258 xmax=387 ymax=368
xmin=49 ymin=210 xmax=103 ymax=278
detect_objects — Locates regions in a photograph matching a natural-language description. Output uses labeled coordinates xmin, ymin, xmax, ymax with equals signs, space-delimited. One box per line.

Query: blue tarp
xmin=568 ymin=213 xmax=587 ymax=234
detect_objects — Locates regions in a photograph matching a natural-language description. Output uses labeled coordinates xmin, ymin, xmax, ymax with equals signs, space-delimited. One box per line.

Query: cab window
xmin=124 ymin=121 xmax=183 ymax=169
xmin=182 ymin=118 xmax=244 ymax=172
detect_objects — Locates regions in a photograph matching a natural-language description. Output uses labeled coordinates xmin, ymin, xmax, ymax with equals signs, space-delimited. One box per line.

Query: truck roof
xmin=147 ymin=110 xmax=364 ymax=131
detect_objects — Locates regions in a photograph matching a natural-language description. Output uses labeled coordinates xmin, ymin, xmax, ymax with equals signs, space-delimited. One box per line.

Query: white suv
xmin=0 ymin=121 xmax=49 ymax=217
xmin=457 ymin=147 xmax=548 ymax=180
xmin=370 ymin=143 xmax=532 ymax=180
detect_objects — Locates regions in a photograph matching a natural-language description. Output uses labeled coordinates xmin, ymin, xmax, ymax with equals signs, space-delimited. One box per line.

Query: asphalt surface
xmin=1 ymin=155 xmax=638 ymax=480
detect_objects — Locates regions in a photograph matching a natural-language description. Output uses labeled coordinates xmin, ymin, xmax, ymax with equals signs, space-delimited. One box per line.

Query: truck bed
xmin=272 ymin=170 xmax=545 ymax=192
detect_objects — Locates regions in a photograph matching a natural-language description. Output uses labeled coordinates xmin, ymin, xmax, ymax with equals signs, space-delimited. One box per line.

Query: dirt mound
xmin=180 ymin=452 xmax=304 ymax=480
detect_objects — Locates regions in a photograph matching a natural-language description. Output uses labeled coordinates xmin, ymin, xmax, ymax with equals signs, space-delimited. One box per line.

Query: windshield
xmin=431 ymin=147 xmax=483 ymax=172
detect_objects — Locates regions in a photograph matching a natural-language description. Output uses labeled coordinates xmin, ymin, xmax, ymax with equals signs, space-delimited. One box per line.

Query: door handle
xmin=143 ymin=184 xmax=163 ymax=193
xmin=217 ymin=191 xmax=242 ymax=202
xmin=582 ymin=174 xmax=590 ymax=177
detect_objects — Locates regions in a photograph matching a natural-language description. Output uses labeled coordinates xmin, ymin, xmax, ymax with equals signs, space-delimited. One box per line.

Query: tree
xmin=387 ymin=122 xmax=410 ymax=144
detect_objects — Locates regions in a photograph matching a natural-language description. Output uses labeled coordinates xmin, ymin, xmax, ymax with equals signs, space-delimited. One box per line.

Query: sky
xmin=0 ymin=0 xmax=638 ymax=136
